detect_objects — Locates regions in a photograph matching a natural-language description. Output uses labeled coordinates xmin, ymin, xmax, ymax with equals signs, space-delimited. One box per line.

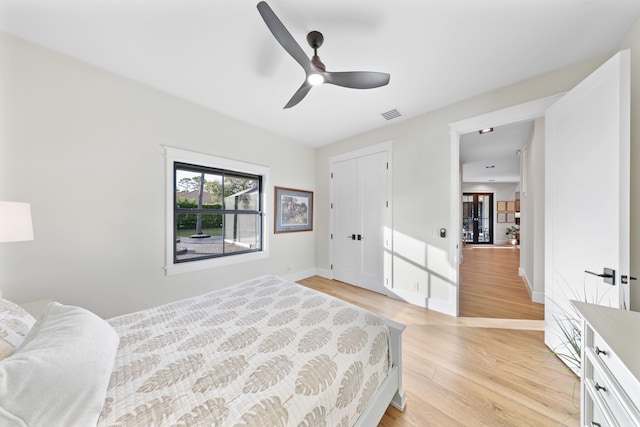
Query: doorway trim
xmin=447 ymin=94 xmax=564 ymax=316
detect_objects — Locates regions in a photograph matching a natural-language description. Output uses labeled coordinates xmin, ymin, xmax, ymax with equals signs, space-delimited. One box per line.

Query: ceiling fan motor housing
xmin=306 ymin=31 xmax=324 ymax=49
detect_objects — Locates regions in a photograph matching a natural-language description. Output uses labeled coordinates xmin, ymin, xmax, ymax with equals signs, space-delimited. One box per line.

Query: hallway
xmin=459 ymin=245 xmax=544 ymax=319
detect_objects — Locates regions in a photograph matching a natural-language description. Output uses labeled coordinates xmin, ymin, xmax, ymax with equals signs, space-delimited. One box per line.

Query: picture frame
xmin=497 ymin=201 xmax=507 ymax=212
xmin=506 ymin=212 xmax=515 ymax=223
xmin=274 ymin=187 xmax=314 ymax=233
xmin=497 ymin=212 xmax=506 ymax=223
xmin=506 ymin=201 xmax=516 ymax=212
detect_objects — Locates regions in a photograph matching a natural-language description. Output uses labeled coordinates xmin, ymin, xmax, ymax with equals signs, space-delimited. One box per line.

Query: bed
xmin=0 ymin=275 xmax=405 ymax=426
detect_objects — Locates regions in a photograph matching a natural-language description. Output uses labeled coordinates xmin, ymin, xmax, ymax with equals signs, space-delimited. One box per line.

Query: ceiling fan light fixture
xmin=307 ymin=73 xmax=324 ymax=86
xmin=257 ymin=2 xmax=390 ymax=108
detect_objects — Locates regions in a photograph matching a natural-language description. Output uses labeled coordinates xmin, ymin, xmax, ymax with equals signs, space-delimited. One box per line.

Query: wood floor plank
xmin=459 ymin=245 xmax=544 ymax=319
xmin=297 ymin=276 xmax=579 ymax=426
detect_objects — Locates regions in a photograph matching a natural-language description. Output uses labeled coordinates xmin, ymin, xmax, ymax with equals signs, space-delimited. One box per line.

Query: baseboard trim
xmin=519 ymin=269 xmax=545 ymax=305
xmin=315 ymin=268 xmax=332 ymax=280
xmin=532 ymin=291 xmax=545 ymax=304
xmin=284 ymin=268 xmax=332 ymax=282
xmin=519 ymin=268 xmax=533 ymax=298
xmin=284 ymin=268 xmax=318 ymax=282
xmin=387 ymin=287 xmax=455 ymax=315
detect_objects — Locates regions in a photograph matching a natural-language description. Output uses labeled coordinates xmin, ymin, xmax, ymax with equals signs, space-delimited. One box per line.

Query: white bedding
xmin=99 ymin=276 xmax=391 ymax=426
xmin=0 ymin=303 xmax=119 ymax=427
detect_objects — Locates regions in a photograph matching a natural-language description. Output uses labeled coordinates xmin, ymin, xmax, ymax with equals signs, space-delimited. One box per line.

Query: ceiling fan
xmin=257 ymin=1 xmax=390 ymax=109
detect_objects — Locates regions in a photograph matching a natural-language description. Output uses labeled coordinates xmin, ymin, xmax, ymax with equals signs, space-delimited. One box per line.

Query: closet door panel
xmin=358 ymin=151 xmax=388 ymax=294
xmin=331 ymin=159 xmax=358 ymax=284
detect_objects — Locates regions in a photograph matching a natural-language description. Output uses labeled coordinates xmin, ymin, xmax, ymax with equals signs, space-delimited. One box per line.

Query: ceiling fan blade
xmin=284 ymin=81 xmax=313 ymax=109
xmin=324 ymin=71 xmax=390 ymax=89
xmin=257 ymin=2 xmax=312 ymax=74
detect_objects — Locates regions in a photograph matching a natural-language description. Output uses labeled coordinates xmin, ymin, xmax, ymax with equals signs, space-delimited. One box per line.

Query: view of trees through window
xmin=174 ymin=163 xmax=262 ymax=262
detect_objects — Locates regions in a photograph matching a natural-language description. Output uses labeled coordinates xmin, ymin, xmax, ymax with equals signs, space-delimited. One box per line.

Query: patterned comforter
xmin=98 ymin=276 xmax=390 ymax=426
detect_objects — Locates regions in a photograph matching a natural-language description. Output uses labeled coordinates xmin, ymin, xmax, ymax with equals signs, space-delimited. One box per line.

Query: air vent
xmin=381 ymin=109 xmax=401 ymax=120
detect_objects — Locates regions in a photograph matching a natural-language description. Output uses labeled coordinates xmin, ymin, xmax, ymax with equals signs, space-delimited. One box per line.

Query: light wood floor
xmin=460 ymin=245 xmax=544 ymax=320
xmin=297 ymin=276 xmax=579 ymax=427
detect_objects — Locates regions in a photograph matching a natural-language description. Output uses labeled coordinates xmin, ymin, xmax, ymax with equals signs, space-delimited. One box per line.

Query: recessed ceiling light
xmin=485 ymin=165 xmax=495 ymax=169
xmin=479 ymin=128 xmax=494 ymax=134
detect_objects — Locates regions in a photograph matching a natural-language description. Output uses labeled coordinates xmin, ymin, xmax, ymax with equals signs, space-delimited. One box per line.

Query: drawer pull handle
xmin=591 ymin=422 xmax=602 ymax=427
xmin=594 ymin=346 xmax=608 ymax=356
xmin=594 ymin=382 xmax=607 ymax=392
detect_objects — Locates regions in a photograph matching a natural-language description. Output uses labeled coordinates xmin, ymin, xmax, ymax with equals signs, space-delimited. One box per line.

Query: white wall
xmin=4 ymin=15 xmax=639 ymax=318
xmin=618 ymin=18 xmax=640 ymax=311
xmin=0 ymin=33 xmax=317 ymax=318
xmin=461 ymin=183 xmax=518 ymax=245
xmin=520 ymin=118 xmax=545 ymax=303
xmin=316 ymin=55 xmax=610 ymax=310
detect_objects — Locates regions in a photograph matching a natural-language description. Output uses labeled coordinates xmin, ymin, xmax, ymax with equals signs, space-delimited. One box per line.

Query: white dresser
xmin=573 ymin=301 xmax=640 ymax=427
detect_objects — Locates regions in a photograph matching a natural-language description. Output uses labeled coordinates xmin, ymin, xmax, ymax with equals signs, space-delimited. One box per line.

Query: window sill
xmin=164 ymin=250 xmax=269 ymax=276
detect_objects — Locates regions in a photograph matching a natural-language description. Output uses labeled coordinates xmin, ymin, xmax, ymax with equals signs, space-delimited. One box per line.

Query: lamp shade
xmin=0 ymin=201 xmax=34 ymax=242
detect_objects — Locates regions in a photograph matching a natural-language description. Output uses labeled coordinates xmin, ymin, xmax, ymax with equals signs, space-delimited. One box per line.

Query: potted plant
xmin=506 ymin=225 xmax=519 ymax=245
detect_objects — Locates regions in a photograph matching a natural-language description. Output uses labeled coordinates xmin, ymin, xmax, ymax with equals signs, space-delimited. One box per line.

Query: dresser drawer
xmin=584 ymin=384 xmax=613 ymax=427
xmin=574 ymin=302 xmax=640 ymax=427
xmin=585 ymin=355 xmax=635 ymax=427
xmin=591 ymin=330 xmax=640 ymax=410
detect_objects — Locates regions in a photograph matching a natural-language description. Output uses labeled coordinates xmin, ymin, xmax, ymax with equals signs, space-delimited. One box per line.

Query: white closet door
xmin=331 ymin=158 xmax=358 ymax=285
xmin=331 ymin=148 xmax=390 ymax=294
xmin=358 ymin=151 xmax=388 ymax=294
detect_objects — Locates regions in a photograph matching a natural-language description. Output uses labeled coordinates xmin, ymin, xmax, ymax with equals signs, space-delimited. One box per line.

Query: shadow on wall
xmin=384 ymin=228 xmax=454 ymax=313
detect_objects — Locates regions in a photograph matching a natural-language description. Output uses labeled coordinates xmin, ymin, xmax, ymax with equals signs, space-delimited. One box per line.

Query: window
xmin=165 ymin=147 xmax=269 ymax=275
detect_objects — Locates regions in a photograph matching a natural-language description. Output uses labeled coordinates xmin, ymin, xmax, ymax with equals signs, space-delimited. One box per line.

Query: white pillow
xmin=0 ymin=298 xmax=36 ymax=360
xmin=0 ymin=302 xmax=119 ymax=426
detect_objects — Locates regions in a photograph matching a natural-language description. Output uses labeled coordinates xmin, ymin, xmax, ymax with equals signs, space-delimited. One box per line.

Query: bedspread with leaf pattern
xmin=98 ymin=276 xmax=390 ymax=427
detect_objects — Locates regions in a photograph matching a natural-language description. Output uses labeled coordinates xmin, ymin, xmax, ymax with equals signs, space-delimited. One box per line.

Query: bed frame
xmin=354 ymin=317 xmax=406 ymax=426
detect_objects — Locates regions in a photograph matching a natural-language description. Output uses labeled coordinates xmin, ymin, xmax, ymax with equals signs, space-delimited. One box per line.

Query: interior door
xmin=544 ymin=50 xmax=630 ymax=373
xmin=357 ymin=151 xmax=389 ymax=292
xmin=331 ymin=150 xmax=389 ymax=295
xmin=331 ymin=158 xmax=358 ymax=286
xmin=462 ymin=193 xmax=493 ymax=244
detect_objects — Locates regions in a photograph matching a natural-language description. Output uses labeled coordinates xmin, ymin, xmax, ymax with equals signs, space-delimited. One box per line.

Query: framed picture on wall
xmin=497 ymin=212 xmax=506 ymax=223
xmin=497 ymin=201 xmax=507 ymax=212
xmin=507 ymin=212 xmax=515 ymax=223
xmin=507 ymin=201 xmax=516 ymax=212
xmin=274 ymin=187 xmax=314 ymax=233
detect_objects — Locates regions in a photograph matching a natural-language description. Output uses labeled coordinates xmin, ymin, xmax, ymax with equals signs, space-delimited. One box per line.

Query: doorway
xmin=447 ymin=94 xmax=563 ymax=317
xmin=462 ymin=193 xmax=493 ymax=244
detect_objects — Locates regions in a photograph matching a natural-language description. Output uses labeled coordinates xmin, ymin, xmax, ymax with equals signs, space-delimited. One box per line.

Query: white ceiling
xmin=1 ymin=0 xmax=639 ymax=148
xmin=460 ymin=121 xmax=534 ymax=183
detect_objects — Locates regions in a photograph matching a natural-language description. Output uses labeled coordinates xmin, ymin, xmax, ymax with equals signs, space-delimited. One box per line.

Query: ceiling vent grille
xmin=381 ymin=109 xmax=401 ymax=120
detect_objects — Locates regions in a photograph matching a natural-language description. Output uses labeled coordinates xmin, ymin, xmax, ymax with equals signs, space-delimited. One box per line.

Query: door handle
xmin=585 ymin=268 xmax=615 ymax=286
xmin=357 ymin=234 xmax=363 ymax=240
xmin=347 ymin=234 xmax=355 ymax=240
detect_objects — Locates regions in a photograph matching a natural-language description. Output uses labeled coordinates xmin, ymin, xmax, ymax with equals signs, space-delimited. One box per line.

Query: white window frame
xmin=164 ymin=147 xmax=270 ymax=276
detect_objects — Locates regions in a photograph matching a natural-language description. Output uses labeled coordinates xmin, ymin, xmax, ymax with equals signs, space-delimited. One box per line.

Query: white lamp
xmin=0 ymin=201 xmax=34 ymax=243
